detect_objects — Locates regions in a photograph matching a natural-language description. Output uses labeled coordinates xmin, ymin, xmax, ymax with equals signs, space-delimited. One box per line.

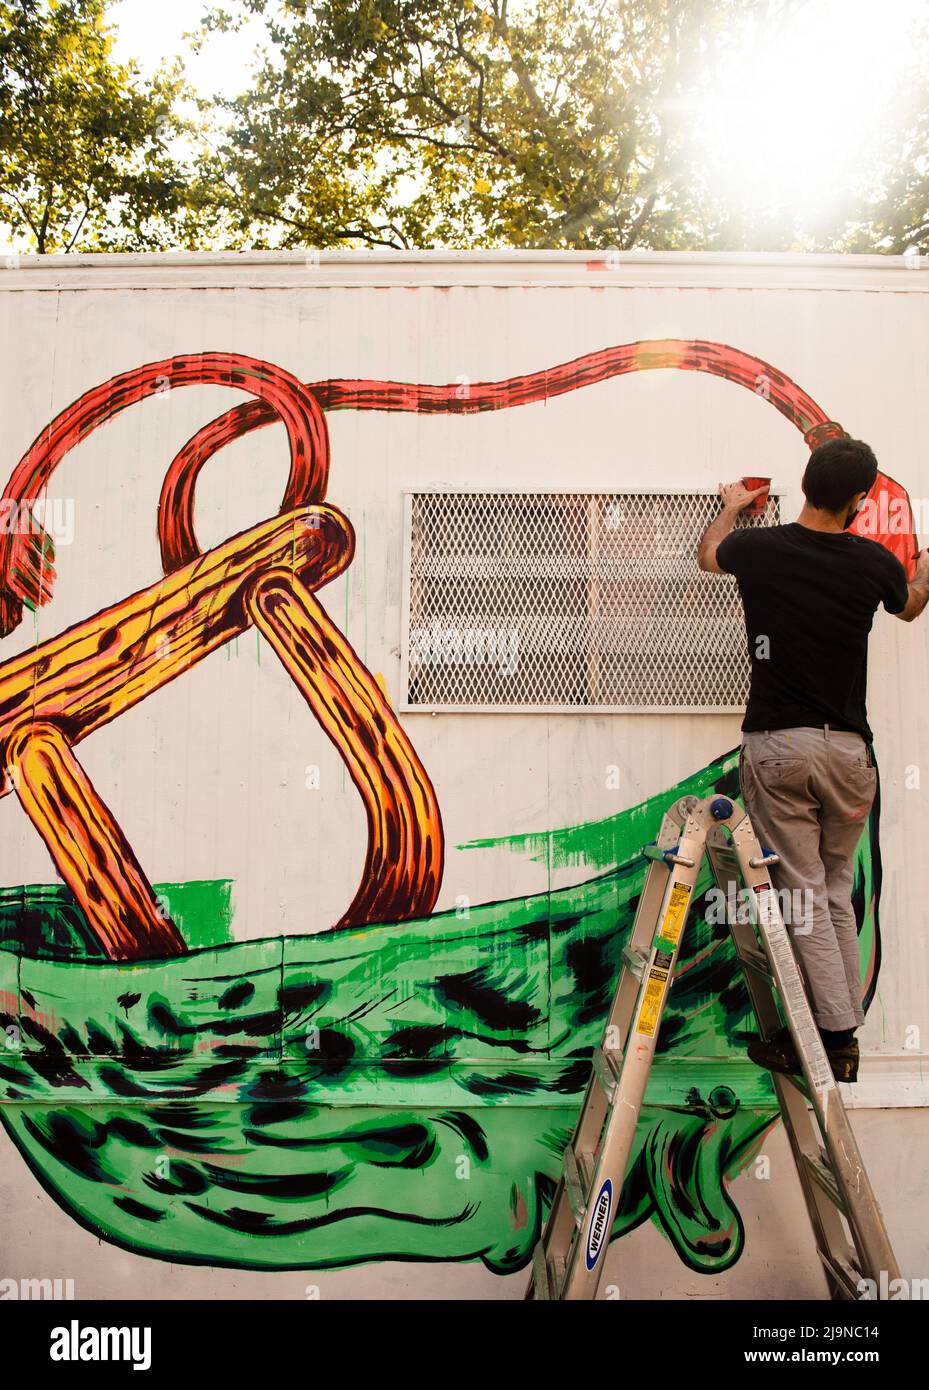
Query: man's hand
xmin=718 ymin=480 xmax=769 ymax=512
xmin=697 ymin=481 xmax=767 ymax=573
xmin=896 ymin=547 xmax=929 ymax=622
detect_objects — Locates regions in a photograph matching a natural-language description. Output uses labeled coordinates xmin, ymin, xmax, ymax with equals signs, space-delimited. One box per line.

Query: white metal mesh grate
xmin=403 ymin=490 xmax=780 ymax=712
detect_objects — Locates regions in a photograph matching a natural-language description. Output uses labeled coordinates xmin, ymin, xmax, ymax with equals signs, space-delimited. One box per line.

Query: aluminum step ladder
xmin=528 ymin=792 xmax=900 ymax=1301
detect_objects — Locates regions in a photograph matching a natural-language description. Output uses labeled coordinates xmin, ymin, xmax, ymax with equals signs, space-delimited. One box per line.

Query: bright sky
xmin=108 ymin=0 xmax=267 ymax=98
xmin=689 ymin=0 xmax=927 ymax=216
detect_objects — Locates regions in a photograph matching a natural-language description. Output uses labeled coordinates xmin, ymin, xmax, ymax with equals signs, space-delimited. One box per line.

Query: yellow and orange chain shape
xmin=0 ymin=352 xmax=445 ymax=960
xmin=0 ymin=341 xmax=916 ymax=961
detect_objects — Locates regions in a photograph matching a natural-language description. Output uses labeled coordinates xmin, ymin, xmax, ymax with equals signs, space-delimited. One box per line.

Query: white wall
xmin=1 ymin=252 xmax=926 ymax=1082
xmin=0 ymin=251 xmax=926 ymax=1297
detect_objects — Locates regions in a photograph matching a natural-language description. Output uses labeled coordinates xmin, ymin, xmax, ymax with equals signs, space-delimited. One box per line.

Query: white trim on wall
xmin=2 ymin=248 xmax=929 ymax=293
xmin=841 ymin=1056 xmax=929 ymax=1109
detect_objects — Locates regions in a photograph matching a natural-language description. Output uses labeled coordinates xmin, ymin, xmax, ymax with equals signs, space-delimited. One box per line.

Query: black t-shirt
xmin=716 ymin=522 xmax=909 ymax=741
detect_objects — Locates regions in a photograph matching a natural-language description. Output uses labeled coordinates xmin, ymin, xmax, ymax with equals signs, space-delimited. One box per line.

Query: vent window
xmin=402 ymin=491 xmax=778 ymax=712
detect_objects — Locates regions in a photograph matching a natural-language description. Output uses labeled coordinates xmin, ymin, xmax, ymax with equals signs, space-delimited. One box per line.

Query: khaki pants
xmin=739 ymin=726 xmax=877 ymax=1032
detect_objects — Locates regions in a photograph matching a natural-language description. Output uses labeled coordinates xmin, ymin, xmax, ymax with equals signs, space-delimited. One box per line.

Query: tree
xmin=839 ymin=58 xmax=929 ymax=258
xmin=0 ymin=0 xmax=194 ymax=252
xmin=202 ymin=0 xmax=778 ymax=251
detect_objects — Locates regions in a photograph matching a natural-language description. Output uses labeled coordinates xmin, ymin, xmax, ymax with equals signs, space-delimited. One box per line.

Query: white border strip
xmin=840 ymin=1055 xmax=929 ymax=1109
xmin=2 ymin=248 xmax=929 ymax=293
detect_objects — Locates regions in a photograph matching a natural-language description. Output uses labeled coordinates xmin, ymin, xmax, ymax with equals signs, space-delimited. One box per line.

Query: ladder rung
xmin=562 ymin=1145 xmax=589 ymax=1229
xmin=622 ymin=945 xmax=648 ymax=980
xmin=550 ymin=1254 xmax=566 ymax=1298
xmin=534 ymin=1245 xmax=570 ymax=1306
xmin=738 ymin=944 xmax=773 ymax=981
xmin=782 ymin=1069 xmax=811 ymax=1097
xmin=642 ymin=844 xmax=695 ymax=867
xmin=816 ymin=1247 xmax=864 ymax=1300
xmin=592 ymin=1044 xmax=623 ymax=1100
xmin=576 ymin=1148 xmax=595 ymax=1193
xmin=778 ymin=1059 xmax=828 ymax=1100
xmin=531 ymin=1240 xmax=555 ymax=1299
xmin=802 ymin=1150 xmax=848 ymax=1214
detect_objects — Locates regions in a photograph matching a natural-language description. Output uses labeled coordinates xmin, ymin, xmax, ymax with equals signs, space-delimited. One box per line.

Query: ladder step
xmin=738 ymin=943 xmax=773 ymax=982
xmin=592 ymin=1044 xmax=623 ymax=1101
xmin=550 ymin=1254 xmax=567 ymax=1298
xmin=642 ymin=843 xmax=695 ymax=867
xmin=763 ymin=1052 xmax=830 ymax=1104
xmin=621 ymin=944 xmax=648 ymax=980
xmin=560 ymin=1145 xmax=598 ymax=1229
xmin=562 ymin=1145 xmax=592 ymax=1228
xmin=531 ymin=1240 xmax=555 ymax=1299
xmin=577 ymin=1149 xmax=595 ymax=1190
xmin=530 ymin=1240 xmax=549 ymax=1299
xmin=802 ymin=1150 xmax=848 ymax=1214
xmin=816 ymin=1248 xmax=864 ymax=1300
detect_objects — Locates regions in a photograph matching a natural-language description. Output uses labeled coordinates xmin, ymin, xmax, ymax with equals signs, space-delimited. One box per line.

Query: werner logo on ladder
xmin=528 ymin=793 xmax=901 ymax=1301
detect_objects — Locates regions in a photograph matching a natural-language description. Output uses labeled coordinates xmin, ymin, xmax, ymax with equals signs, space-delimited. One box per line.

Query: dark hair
xmin=802 ymin=437 xmax=877 ymax=512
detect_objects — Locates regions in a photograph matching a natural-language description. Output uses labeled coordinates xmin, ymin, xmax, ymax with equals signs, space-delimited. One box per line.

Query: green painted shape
xmin=460 ymin=760 xmax=729 ymax=871
xmin=157 ymin=881 xmax=236 ymax=950
xmin=0 ymin=880 xmax=235 ymax=960
xmin=0 ymin=750 xmax=881 ymax=1276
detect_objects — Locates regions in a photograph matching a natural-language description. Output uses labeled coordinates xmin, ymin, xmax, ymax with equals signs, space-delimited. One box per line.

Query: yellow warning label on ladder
xmin=660 ymin=881 xmax=692 ymax=946
xmin=635 ymin=963 xmax=670 ymax=1037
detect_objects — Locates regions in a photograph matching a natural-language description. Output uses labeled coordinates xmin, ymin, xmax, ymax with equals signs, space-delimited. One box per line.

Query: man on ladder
xmin=698 ymin=438 xmax=929 ymax=1081
xmin=530 ymin=438 xmax=920 ymax=1300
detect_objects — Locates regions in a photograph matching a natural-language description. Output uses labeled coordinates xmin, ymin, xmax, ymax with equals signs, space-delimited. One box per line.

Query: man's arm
xmin=895 ymin=548 xmax=929 ymax=622
xmin=697 ymin=480 xmax=768 ymax=573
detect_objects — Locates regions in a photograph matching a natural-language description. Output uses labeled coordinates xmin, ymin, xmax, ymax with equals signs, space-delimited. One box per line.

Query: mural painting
xmin=0 ymin=341 xmax=913 ymax=1275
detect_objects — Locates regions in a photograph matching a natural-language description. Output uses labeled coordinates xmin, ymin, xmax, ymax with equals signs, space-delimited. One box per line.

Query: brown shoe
xmin=747 ymin=1032 xmax=802 ymax=1077
xmin=747 ymin=1031 xmax=859 ymax=1083
xmin=826 ymin=1039 xmax=859 ymax=1083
